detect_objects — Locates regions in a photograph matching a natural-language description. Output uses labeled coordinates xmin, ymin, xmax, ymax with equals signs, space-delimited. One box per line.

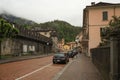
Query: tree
xmin=109 ymin=16 xmax=120 ymax=36
xmin=0 ymin=18 xmax=19 ymax=59
xmin=106 ymin=16 xmax=120 ymax=37
xmin=109 ymin=16 xmax=120 ymax=27
xmin=36 ymin=20 xmax=82 ymax=42
xmin=100 ymin=16 xmax=120 ymax=46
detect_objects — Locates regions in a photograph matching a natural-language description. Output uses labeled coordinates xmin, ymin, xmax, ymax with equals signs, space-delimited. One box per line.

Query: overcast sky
xmin=0 ymin=0 xmax=120 ymax=26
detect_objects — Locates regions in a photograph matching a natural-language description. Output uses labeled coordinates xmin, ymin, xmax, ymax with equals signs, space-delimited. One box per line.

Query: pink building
xmin=82 ymin=2 xmax=120 ymax=56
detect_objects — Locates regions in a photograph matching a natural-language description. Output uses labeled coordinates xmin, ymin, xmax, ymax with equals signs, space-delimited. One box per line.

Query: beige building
xmin=32 ymin=29 xmax=59 ymax=52
xmin=82 ymin=2 xmax=120 ymax=56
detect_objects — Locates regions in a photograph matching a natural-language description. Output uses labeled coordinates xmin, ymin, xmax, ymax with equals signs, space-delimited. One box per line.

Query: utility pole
xmin=0 ymin=20 xmax=3 ymax=59
xmin=47 ymin=42 xmax=49 ymax=55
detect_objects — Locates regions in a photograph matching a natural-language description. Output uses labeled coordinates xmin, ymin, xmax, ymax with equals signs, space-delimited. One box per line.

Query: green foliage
xmin=109 ymin=16 xmax=120 ymax=27
xmin=100 ymin=16 xmax=120 ymax=46
xmin=0 ymin=13 xmax=35 ymax=29
xmin=0 ymin=13 xmax=82 ymax=42
xmin=104 ymin=16 xmax=120 ymax=38
xmin=0 ymin=18 xmax=19 ymax=42
xmin=36 ymin=20 xmax=82 ymax=42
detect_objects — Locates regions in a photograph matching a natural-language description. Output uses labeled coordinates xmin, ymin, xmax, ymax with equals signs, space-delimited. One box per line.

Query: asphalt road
xmin=0 ymin=56 xmax=65 ymax=80
xmin=54 ymin=54 xmax=103 ymax=80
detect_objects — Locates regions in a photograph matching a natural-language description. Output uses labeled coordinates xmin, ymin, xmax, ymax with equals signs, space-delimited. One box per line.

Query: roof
xmin=33 ymin=29 xmax=55 ymax=32
xmin=87 ymin=2 xmax=120 ymax=8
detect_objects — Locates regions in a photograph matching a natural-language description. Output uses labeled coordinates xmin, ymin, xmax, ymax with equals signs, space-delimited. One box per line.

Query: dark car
xmin=72 ymin=50 xmax=78 ymax=56
xmin=67 ymin=50 xmax=78 ymax=58
xmin=67 ymin=51 xmax=74 ymax=58
xmin=53 ymin=53 xmax=69 ymax=64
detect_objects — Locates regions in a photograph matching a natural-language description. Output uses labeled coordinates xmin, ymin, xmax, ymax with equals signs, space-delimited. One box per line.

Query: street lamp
xmin=0 ymin=20 xmax=3 ymax=59
xmin=46 ymin=42 xmax=49 ymax=55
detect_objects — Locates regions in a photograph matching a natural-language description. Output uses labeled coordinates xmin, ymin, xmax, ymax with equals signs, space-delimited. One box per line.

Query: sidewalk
xmin=0 ymin=54 xmax=53 ymax=64
xmin=53 ymin=54 xmax=103 ymax=80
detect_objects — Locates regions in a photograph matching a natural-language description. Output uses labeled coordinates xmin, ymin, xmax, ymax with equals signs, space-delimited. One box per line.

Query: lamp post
xmin=46 ymin=42 xmax=49 ymax=55
xmin=0 ymin=34 xmax=2 ymax=59
xmin=0 ymin=20 xmax=3 ymax=59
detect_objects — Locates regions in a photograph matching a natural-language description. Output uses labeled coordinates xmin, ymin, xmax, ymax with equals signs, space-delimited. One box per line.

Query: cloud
xmin=0 ymin=0 xmax=120 ymax=26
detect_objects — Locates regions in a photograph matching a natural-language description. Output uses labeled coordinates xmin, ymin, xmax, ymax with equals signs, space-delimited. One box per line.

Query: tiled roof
xmin=93 ymin=2 xmax=115 ymax=6
xmin=87 ymin=2 xmax=120 ymax=7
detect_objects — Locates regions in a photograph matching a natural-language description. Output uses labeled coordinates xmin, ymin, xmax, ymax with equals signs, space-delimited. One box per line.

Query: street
xmin=53 ymin=54 xmax=103 ymax=80
xmin=0 ymin=54 xmax=103 ymax=80
xmin=0 ymin=56 xmax=65 ymax=80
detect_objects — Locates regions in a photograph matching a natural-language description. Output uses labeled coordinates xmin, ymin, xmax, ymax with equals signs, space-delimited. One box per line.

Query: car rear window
xmin=54 ymin=53 xmax=65 ymax=57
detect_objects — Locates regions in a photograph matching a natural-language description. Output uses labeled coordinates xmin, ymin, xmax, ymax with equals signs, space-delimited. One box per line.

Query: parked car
xmin=67 ymin=51 xmax=74 ymax=58
xmin=72 ymin=50 xmax=78 ymax=56
xmin=67 ymin=50 xmax=78 ymax=58
xmin=53 ymin=52 xmax=69 ymax=64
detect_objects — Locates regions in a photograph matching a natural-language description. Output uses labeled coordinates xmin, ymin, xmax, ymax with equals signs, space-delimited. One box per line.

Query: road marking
xmin=15 ymin=63 xmax=52 ymax=80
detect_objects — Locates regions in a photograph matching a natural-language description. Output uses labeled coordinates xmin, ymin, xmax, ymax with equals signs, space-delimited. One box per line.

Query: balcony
xmin=81 ymin=37 xmax=89 ymax=47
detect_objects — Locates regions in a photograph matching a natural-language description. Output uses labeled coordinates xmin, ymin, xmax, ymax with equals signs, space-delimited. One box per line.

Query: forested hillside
xmin=0 ymin=13 xmax=82 ymax=42
xmin=0 ymin=13 xmax=36 ymax=28
xmin=34 ymin=20 xmax=82 ymax=42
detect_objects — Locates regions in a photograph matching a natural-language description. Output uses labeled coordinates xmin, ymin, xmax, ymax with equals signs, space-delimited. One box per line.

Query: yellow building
xmin=63 ymin=45 xmax=70 ymax=51
xmin=58 ymin=38 xmax=76 ymax=52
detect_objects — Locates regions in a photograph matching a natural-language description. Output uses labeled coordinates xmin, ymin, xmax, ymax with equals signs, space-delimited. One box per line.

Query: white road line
xmin=15 ymin=63 xmax=52 ymax=80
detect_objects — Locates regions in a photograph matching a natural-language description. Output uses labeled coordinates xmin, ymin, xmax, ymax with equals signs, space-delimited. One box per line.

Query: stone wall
xmin=1 ymin=39 xmax=12 ymax=55
xmin=116 ymin=38 xmax=120 ymax=80
xmin=110 ymin=37 xmax=120 ymax=80
xmin=91 ymin=47 xmax=110 ymax=80
xmin=91 ymin=37 xmax=120 ymax=80
xmin=118 ymin=39 xmax=120 ymax=80
xmin=1 ymin=38 xmax=52 ymax=56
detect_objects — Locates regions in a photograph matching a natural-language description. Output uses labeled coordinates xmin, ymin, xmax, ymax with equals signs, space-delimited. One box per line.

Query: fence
xmin=91 ymin=47 xmax=110 ymax=80
xmin=91 ymin=37 xmax=120 ymax=80
xmin=117 ymin=38 xmax=120 ymax=79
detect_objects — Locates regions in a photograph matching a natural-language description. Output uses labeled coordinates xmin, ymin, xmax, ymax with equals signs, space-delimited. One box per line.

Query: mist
xmin=0 ymin=0 xmax=120 ymax=26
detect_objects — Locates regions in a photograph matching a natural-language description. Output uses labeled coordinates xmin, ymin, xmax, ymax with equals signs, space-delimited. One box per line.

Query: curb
xmin=0 ymin=54 xmax=53 ymax=64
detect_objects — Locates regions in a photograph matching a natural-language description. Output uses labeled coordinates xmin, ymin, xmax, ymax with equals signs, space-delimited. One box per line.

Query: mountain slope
xmin=0 ymin=13 xmax=82 ymax=42
xmin=34 ymin=20 xmax=82 ymax=42
xmin=0 ymin=13 xmax=36 ymax=26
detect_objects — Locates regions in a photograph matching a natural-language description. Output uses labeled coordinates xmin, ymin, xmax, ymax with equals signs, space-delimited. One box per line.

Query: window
xmin=102 ymin=11 xmax=108 ymax=21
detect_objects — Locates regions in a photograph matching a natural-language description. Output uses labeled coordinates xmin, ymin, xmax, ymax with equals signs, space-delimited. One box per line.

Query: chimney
xmin=91 ymin=2 xmax=95 ymax=5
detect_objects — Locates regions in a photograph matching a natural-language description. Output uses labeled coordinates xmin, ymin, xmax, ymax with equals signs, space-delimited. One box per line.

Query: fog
xmin=0 ymin=0 xmax=120 ymax=26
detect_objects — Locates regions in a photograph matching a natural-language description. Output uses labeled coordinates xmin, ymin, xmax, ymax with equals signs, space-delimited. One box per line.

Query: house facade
xmin=32 ymin=29 xmax=59 ymax=52
xmin=82 ymin=2 xmax=120 ymax=56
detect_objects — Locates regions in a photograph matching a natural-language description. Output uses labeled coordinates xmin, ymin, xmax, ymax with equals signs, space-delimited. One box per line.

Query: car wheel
xmin=64 ymin=60 xmax=67 ymax=64
xmin=68 ymin=59 xmax=69 ymax=62
xmin=53 ymin=61 xmax=55 ymax=64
